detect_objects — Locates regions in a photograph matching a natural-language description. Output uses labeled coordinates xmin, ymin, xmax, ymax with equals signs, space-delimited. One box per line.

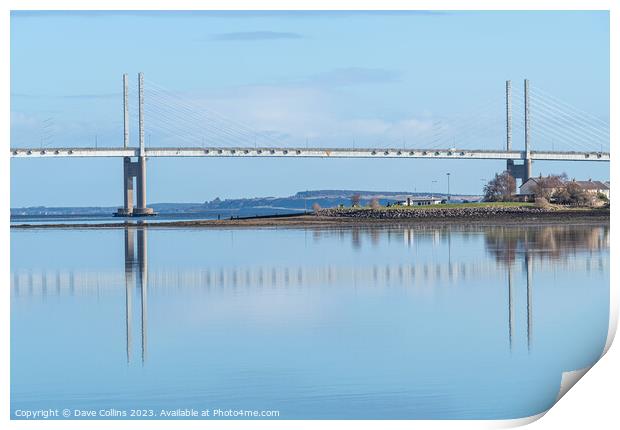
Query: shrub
xmin=597 ymin=192 xmax=609 ymax=202
xmin=534 ymin=197 xmax=551 ymax=209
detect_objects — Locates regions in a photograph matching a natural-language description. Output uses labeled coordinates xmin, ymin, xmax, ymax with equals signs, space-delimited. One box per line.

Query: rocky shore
xmin=317 ymin=206 xmax=590 ymax=219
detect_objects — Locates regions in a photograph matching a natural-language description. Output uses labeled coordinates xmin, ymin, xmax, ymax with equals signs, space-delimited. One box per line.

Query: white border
xmin=3 ymin=1 xmax=617 ymax=429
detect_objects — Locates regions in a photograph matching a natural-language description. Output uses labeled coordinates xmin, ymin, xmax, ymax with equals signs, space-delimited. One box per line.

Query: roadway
xmin=9 ymin=147 xmax=610 ymax=161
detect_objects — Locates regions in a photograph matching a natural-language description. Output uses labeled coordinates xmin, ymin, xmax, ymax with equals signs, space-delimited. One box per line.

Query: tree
xmin=553 ymin=182 xmax=592 ymax=206
xmin=483 ymin=171 xmax=516 ymax=202
xmin=567 ymin=182 xmax=592 ymax=206
xmin=369 ymin=197 xmax=380 ymax=209
xmin=552 ymin=188 xmax=570 ymax=205
xmin=312 ymin=202 xmax=321 ymax=213
xmin=350 ymin=194 xmax=361 ymax=207
xmin=533 ymin=173 xmax=567 ymax=200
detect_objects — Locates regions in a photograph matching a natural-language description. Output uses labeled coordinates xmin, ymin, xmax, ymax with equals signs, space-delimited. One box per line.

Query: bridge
xmin=10 ymin=74 xmax=610 ymax=216
xmin=10 ymin=146 xmax=608 ymax=161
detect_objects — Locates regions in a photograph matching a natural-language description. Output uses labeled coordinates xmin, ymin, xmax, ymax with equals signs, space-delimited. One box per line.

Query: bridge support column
xmin=505 ymin=78 xmax=532 ymax=185
xmin=116 ymin=157 xmax=136 ymax=216
xmin=132 ymin=156 xmax=154 ymax=216
xmin=115 ymin=72 xmax=154 ymax=217
xmin=507 ymin=158 xmax=532 ymax=183
xmin=524 ymin=158 xmax=531 ymax=181
xmin=115 ymin=157 xmax=154 ymax=216
xmin=123 ymin=157 xmax=134 ymax=215
xmin=132 ymin=72 xmax=154 ymax=216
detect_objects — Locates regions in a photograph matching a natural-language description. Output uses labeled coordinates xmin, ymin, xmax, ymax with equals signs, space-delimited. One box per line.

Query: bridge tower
xmin=115 ymin=73 xmax=155 ymax=217
xmin=506 ymin=79 xmax=532 ymax=184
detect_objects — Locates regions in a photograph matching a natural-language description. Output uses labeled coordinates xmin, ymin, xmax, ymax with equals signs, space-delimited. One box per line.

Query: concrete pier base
xmin=115 ymin=156 xmax=156 ymax=217
xmin=132 ymin=207 xmax=155 ymax=216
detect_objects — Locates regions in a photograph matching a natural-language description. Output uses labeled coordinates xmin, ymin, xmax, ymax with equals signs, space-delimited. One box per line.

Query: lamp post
xmin=431 ymin=180 xmax=438 ymax=198
xmin=446 ymin=173 xmax=451 ymax=202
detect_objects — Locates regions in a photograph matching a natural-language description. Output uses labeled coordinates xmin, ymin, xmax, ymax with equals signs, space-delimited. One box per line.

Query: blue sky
xmin=10 ymin=10 xmax=609 ymax=206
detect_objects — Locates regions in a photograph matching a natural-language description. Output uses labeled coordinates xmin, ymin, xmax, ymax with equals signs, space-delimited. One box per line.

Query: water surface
xmin=11 ymin=224 xmax=609 ymax=419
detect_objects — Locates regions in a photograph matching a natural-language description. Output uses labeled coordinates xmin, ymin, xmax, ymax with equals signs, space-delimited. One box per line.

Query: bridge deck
xmin=9 ymin=147 xmax=610 ymax=161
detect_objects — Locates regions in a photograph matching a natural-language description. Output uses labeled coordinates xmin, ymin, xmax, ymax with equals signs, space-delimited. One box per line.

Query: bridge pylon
xmin=115 ymin=73 xmax=155 ymax=217
xmin=505 ymin=79 xmax=532 ymax=184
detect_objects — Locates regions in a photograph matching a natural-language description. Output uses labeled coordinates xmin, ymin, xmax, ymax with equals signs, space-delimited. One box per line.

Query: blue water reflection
xmin=10 ymin=224 xmax=609 ymax=419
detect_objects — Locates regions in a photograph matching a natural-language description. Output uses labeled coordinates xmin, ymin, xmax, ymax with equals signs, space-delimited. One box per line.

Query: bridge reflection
xmin=123 ymin=226 xmax=148 ymax=364
xmin=10 ymin=225 xmax=608 ymax=361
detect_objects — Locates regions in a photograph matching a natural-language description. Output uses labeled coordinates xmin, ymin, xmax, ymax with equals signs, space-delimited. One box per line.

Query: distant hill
xmin=11 ymin=190 xmax=482 ymax=216
xmin=294 ymin=190 xmax=414 ymax=198
xmin=201 ymin=190 xmax=480 ymax=211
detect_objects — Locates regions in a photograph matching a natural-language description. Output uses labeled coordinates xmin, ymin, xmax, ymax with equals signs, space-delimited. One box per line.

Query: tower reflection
xmin=10 ymin=224 xmax=606 ymax=363
xmin=124 ymin=224 xmax=148 ymax=365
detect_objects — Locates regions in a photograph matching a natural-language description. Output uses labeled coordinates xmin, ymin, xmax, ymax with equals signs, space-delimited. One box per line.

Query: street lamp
xmin=431 ymin=180 xmax=438 ymax=198
xmin=446 ymin=173 xmax=451 ymax=202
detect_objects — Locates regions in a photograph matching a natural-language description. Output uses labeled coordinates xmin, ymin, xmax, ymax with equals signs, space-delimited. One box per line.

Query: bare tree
xmin=533 ymin=174 xmax=567 ymax=200
xmin=350 ymin=194 xmax=361 ymax=207
xmin=312 ymin=202 xmax=321 ymax=213
xmin=483 ymin=171 xmax=516 ymax=202
xmin=369 ymin=197 xmax=380 ymax=209
xmin=553 ymin=182 xmax=593 ymax=206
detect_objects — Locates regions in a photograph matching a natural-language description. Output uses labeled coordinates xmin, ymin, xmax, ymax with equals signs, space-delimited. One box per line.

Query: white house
xmin=572 ymin=180 xmax=610 ymax=199
xmin=396 ymin=197 xmax=443 ymax=206
xmin=519 ymin=176 xmax=566 ymax=197
xmin=519 ymin=176 xmax=610 ymax=200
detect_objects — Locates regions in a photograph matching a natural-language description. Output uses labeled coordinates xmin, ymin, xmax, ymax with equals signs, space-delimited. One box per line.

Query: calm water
xmin=10 ymin=207 xmax=304 ymax=226
xmin=10 ymin=224 xmax=609 ymax=420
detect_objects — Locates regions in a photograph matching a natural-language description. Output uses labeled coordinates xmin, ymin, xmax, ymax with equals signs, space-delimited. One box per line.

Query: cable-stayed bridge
xmin=9 ymin=147 xmax=607 ymax=161
xmin=10 ymin=74 xmax=610 ymax=216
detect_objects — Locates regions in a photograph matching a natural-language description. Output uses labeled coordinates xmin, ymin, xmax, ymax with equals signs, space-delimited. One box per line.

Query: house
xmin=396 ymin=197 xmax=443 ymax=206
xmin=519 ymin=176 xmax=566 ymax=198
xmin=519 ymin=176 xmax=610 ymax=201
xmin=605 ymin=181 xmax=611 ymax=198
xmin=571 ymin=180 xmax=610 ymax=199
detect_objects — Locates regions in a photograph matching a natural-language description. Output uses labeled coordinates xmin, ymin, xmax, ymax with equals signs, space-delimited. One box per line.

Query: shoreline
xmin=10 ymin=209 xmax=610 ymax=229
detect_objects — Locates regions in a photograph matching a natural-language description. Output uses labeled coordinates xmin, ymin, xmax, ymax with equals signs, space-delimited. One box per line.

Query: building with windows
xmin=571 ymin=180 xmax=610 ymax=199
xmin=519 ymin=176 xmax=566 ymax=197
xmin=519 ymin=176 xmax=609 ymax=200
xmin=396 ymin=197 xmax=443 ymax=206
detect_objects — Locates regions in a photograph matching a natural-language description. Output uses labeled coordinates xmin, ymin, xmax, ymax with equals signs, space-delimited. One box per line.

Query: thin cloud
xmin=61 ymin=93 xmax=120 ymax=100
xmin=11 ymin=92 xmax=120 ymax=100
xmin=211 ymin=31 xmax=303 ymax=41
xmin=308 ymin=67 xmax=401 ymax=87
xmin=11 ymin=10 xmax=449 ymax=19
